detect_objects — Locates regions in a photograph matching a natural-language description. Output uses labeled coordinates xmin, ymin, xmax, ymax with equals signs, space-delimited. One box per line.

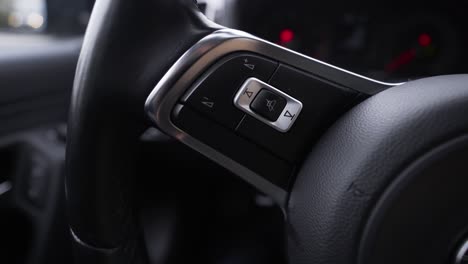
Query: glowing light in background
xmin=7 ymin=12 xmax=23 ymax=28
xmin=26 ymin=13 xmax=44 ymax=29
xmin=418 ymin=33 xmax=432 ymax=47
xmin=279 ymin=29 xmax=295 ymax=44
xmin=385 ymin=49 xmax=416 ymax=73
xmin=1 ymin=0 xmax=47 ymax=31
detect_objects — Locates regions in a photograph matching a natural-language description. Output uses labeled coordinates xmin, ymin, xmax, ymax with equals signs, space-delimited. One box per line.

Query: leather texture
xmin=65 ymin=0 xmax=217 ymax=262
xmin=287 ymin=75 xmax=468 ymax=264
xmin=360 ymin=134 xmax=468 ymax=264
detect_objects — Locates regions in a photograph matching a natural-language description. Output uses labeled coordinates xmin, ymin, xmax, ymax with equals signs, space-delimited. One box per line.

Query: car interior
xmin=1 ymin=0 xmax=467 ymax=264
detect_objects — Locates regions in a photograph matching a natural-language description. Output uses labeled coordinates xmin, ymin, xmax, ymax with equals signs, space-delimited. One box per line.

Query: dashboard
xmin=229 ymin=0 xmax=468 ymax=82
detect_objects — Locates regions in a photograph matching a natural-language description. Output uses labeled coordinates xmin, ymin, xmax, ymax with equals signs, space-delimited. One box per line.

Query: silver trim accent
xmin=234 ymin=78 xmax=303 ymax=132
xmin=0 ymin=181 xmax=12 ymax=197
xmin=145 ymin=28 xmax=403 ymax=207
xmin=70 ymin=228 xmax=119 ymax=253
xmin=455 ymin=239 xmax=468 ymax=264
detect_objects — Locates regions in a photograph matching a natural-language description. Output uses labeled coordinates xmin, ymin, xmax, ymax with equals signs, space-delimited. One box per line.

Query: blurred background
xmin=0 ymin=0 xmax=47 ymax=32
xmin=0 ymin=0 xmax=467 ymax=264
xmin=1 ymin=0 xmax=467 ymax=80
xmin=0 ymin=0 xmax=92 ymax=33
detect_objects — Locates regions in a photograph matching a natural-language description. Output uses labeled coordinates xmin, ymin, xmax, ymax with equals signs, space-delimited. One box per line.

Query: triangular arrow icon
xmin=284 ymin=110 xmax=295 ymax=120
xmin=244 ymin=90 xmax=254 ymax=98
xmin=201 ymin=101 xmax=214 ymax=108
xmin=244 ymin=64 xmax=255 ymax=70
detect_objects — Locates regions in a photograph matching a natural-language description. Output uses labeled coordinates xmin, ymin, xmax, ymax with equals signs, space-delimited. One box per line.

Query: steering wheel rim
xmin=287 ymin=75 xmax=468 ymax=264
xmin=66 ymin=0 xmax=217 ymax=261
xmin=66 ymin=1 xmax=468 ymax=263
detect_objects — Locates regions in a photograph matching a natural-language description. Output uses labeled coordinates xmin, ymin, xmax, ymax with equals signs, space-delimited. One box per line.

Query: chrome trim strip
xmin=145 ymin=28 xmax=402 ymax=206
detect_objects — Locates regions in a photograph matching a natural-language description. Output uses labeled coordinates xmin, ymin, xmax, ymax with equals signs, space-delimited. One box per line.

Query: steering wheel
xmin=65 ymin=1 xmax=468 ymax=263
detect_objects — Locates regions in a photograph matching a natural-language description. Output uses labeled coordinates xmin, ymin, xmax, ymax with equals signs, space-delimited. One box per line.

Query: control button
xmin=182 ymin=54 xmax=278 ymax=129
xmin=172 ymin=104 xmax=293 ymax=188
xmin=236 ymin=64 xmax=359 ymax=163
xmin=234 ymin=78 xmax=302 ymax=133
xmin=250 ymin=89 xmax=287 ymax=121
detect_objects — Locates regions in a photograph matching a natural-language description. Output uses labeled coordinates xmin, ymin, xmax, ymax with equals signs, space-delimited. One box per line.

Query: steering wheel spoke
xmin=66 ymin=0 xmax=218 ymax=261
xmin=145 ymin=28 xmax=401 ymax=205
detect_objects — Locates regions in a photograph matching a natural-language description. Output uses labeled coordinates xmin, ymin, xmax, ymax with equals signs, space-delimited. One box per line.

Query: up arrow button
xmin=243 ymin=58 xmax=256 ymax=70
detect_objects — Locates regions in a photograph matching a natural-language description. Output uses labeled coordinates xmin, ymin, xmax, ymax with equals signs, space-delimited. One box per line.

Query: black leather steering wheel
xmin=65 ymin=1 xmax=468 ymax=264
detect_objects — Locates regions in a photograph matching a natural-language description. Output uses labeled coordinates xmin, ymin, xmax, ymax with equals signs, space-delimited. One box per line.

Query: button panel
xmin=169 ymin=53 xmax=360 ymax=189
xmin=235 ymin=64 xmax=358 ymax=162
xmin=234 ymin=78 xmax=303 ymax=133
xmin=182 ymin=54 xmax=278 ymax=130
